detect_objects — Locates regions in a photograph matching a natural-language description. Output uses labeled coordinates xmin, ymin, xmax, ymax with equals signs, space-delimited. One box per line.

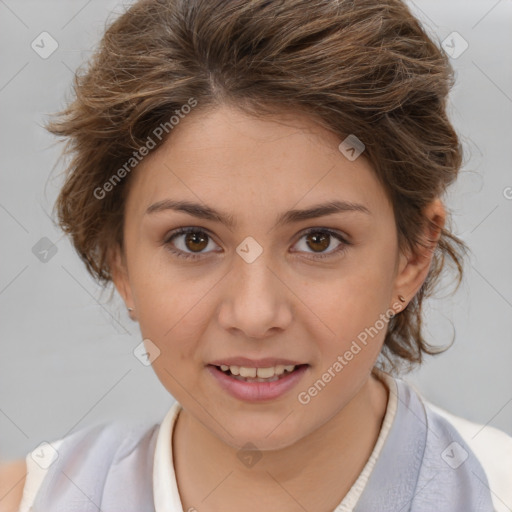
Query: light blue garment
xmin=352 ymin=378 xmax=495 ymax=511
xmin=32 ymin=377 xmax=495 ymax=511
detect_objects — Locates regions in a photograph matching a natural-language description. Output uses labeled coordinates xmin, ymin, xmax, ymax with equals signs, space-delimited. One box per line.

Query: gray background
xmin=1 ymin=0 xmax=511 ymax=462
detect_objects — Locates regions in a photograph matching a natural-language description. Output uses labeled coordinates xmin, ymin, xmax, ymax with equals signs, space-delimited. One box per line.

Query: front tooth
xmin=256 ymin=367 xmax=276 ymax=378
xmin=239 ymin=366 xmax=257 ymax=378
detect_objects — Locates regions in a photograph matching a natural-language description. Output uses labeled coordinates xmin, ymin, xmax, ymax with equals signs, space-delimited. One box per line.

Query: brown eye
xmin=183 ymin=231 xmax=209 ymax=252
xmin=293 ymin=228 xmax=350 ymax=260
xmin=305 ymin=231 xmax=331 ymax=252
xmin=164 ymin=227 xmax=218 ymax=260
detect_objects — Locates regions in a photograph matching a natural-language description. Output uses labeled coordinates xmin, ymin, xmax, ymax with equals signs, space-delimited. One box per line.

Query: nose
xmin=217 ymin=254 xmax=293 ymax=339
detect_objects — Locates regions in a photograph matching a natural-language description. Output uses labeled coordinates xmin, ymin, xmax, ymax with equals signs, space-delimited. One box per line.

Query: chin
xmin=212 ymin=413 xmax=309 ymax=452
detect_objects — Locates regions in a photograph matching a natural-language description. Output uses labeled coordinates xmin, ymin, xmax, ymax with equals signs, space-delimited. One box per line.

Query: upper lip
xmin=208 ymin=357 xmax=307 ymax=368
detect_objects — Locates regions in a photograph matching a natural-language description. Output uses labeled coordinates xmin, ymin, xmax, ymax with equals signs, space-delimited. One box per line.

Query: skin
xmin=0 ymin=460 xmax=26 ymax=512
xmin=110 ymin=104 xmax=446 ymax=512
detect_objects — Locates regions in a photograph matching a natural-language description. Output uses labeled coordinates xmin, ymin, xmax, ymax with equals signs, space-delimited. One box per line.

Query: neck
xmin=172 ymin=371 xmax=389 ymax=512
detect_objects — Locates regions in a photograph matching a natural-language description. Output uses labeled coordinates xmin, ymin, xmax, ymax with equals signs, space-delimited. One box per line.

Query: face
xmin=112 ymin=104 xmax=435 ymax=451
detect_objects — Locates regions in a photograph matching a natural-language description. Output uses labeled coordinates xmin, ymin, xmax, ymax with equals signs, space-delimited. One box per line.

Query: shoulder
xmin=0 ymin=459 xmax=27 ymax=512
xmin=19 ymin=419 xmax=160 ymax=511
xmin=399 ymin=377 xmax=512 ymax=512
xmin=424 ymin=400 xmax=512 ymax=511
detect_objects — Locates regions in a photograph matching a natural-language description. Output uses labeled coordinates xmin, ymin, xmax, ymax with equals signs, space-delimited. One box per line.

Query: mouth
xmin=206 ymin=362 xmax=310 ymax=402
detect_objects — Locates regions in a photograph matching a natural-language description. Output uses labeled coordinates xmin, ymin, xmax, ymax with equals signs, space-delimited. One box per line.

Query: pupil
xmin=307 ymin=232 xmax=329 ymax=252
xmin=186 ymin=232 xmax=208 ymax=252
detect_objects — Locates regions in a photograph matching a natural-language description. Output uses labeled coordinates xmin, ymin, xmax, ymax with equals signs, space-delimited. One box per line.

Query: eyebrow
xmin=145 ymin=199 xmax=371 ymax=229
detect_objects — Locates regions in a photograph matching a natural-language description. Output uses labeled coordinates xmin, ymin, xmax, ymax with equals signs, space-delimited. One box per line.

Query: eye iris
xmin=185 ymin=232 xmax=208 ymax=252
xmin=306 ymin=232 xmax=330 ymax=252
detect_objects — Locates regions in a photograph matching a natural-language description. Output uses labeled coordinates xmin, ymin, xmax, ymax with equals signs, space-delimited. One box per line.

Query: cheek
xmin=134 ymin=275 xmax=212 ymax=396
xmin=306 ymin=246 xmax=396 ymax=360
xmin=128 ymin=257 xmax=217 ymax=369
xmin=299 ymin=277 xmax=392 ymax=411
xmin=136 ymin=281 xmax=208 ymax=344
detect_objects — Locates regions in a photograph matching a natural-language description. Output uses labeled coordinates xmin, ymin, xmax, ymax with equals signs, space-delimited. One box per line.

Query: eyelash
xmin=163 ymin=227 xmax=351 ymax=261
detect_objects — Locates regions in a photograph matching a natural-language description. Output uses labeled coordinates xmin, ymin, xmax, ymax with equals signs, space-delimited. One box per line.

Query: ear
xmin=108 ymin=244 xmax=136 ymax=317
xmin=391 ymin=198 xmax=446 ymax=305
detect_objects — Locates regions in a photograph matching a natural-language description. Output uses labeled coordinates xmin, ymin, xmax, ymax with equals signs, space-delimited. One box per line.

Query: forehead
xmin=125 ymin=105 xmax=392 ymax=222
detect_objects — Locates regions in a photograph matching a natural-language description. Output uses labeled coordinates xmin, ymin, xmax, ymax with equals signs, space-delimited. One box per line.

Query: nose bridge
xmin=218 ymin=247 xmax=291 ymax=337
xmin=232 ymin=248 xmax=280 ymax=306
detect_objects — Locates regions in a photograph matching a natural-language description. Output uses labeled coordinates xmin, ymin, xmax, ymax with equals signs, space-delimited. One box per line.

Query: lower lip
xmin=206 ymin=364 xmax=309 ymax=402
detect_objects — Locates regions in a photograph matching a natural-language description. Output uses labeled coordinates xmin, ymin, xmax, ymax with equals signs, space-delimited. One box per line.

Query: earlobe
xmin=392 ymin=198 xmax=446 ymax=307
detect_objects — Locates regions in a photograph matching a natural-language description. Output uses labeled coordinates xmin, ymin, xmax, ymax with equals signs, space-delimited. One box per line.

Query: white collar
xmin=153 ymin=400 xmax=184 ymax=511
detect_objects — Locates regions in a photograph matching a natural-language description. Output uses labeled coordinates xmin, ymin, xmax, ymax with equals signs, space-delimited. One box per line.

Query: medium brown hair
xmin=46 ymin=0 xmax=468 ymax=374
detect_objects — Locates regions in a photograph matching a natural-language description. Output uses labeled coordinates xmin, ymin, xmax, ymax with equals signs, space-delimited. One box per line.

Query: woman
xmin=2 ymin=0 xmax=511 ymax=510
